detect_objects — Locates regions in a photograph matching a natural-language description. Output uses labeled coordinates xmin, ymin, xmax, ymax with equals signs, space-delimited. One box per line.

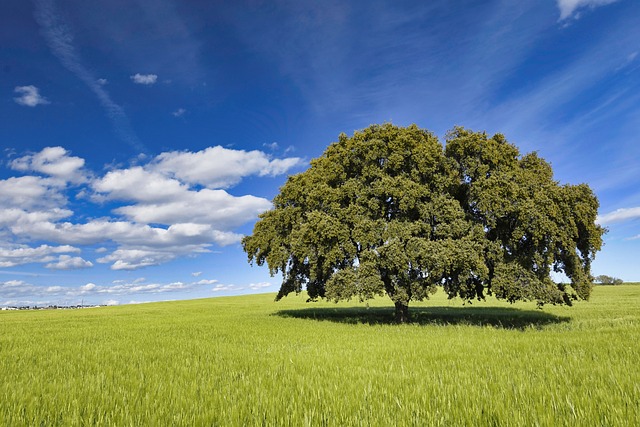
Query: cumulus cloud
xmin=0 ymin=244 xmax=80 ymax=268
xmin=0 ymin=177 xmax=68 ymax=210
xmin=13 ymin=85 xmax=49 ymax=107
xmin=212 ymin=284 xmax=242 ymax=292
xmin=210 ymin=282 xmax=272 ymax=292
xmin=248 ymin=282 xmax=272 ymax=290
xmin=195 ymin=279 xmax=218 ymax=285
xmin=0 ymin=276 xmax=265 ymax=306
xmin=93 ymin=167 xmax=188 ymax=203
xmin=10 ymin=146 xmax=86 ymax=183
xmin=97 ymin=248 xmax=189 ymax=270
xmin=151 ymin=146 xmax=302 ymax=188
xmin=1 ymin=144 xmax=295 ymax=270
xmin=1 ymin=278 xmax=210 ymax=301
xmin=112 ymin=190 xmax=271 ymax=227
xmin=131 ymin=73 xmax=158 ymax=85
xmin=8 ymin=217 xmax=241 ymax=248
xmin=0 ymin=280 xmax=35 ymax=298
xmin=92 ymin=164 xmax=272 ymax=228
xmin=172 ymin=108 xmax=186 ymax=117
xmin=0 ymin=208 xmax=72 ymax=228
xmin=45 ymin=254 xmax=93 ymax=270
xmin=597 ymin=207 xmax=640 ymax=225
xmin=557 ymin=0 xmax=620 ymax=20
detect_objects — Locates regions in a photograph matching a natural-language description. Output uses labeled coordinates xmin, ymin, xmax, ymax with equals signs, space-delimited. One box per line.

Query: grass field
xmin=1 ymin=284 xmax=639 ymax=426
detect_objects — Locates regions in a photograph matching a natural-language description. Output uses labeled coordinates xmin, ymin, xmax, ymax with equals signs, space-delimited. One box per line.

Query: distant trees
xmin=594 ymin=275 xmax=624 ymax=285
xmin=243 ymin=124 xmax=605 ymax=322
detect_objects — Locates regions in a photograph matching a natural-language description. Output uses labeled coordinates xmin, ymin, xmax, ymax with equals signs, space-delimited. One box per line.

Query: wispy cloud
xmin=14 ymin=85 xmax=49 ymax=107
xmin=131 ymin=73 xmax=158 ymax=85
xmin=557 ymin=0 xmax=621 ymax=20
xmin=172 ymin=108 xmax=186 ymax=117
xmin=33 ymin=0 xmax=146 ymax=152
xmin=597 ymin=207 xmax=640 ymax=225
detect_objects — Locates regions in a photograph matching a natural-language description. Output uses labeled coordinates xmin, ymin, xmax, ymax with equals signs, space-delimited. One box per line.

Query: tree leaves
xmin=242 ymin=124 xmax=605 ymax=312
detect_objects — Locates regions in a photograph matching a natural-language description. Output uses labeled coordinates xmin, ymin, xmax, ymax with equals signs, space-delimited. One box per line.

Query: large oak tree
xmin=242 ymin=124 xmax=604 ymax=322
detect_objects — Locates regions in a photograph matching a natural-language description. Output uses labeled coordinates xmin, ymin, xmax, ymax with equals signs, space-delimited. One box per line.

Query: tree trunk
xmin=394 ymin=301 xmax=410 ymax=323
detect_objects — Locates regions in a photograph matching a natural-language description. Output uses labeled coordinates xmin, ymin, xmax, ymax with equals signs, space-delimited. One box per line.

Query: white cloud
xmin=0 ymin=244 xmax=80 ymax=268
xmin=0 ymin=176 xmax=67 ymax=210
xmin=212 ymin=284 xmax=242 ymax=292
xmin=92 ymin=165 xmax=272 ymax=228
xmin=249 ymin=282 xmax=273 ymax=290
xmin=9 ymin=218 xmax=240 ymax=248
xmin=0 ymin=208 xmax=72 ymax=227
xmin=195 ymin=279 xmax=218 ymax=285
xmin=96 ymin=245 xmax=212 ymax=270
xmin=97 ymin=78 xmax=108 ymax=85
xmin=0 ymin=277 xmax=220 ymax=306
xmin=2 ymin=211 xmax=242 ymax=269
xmin=45 ymin=255 xmax=93 ymax=270
xmin=597 ymin=207 xmax=640 ymax=225
xmin=191 ymin=271 xmax=202 ymax=277
xmin=14 ymin=85 xmax=49 ymax=107
xmin=93 ymin=167 xmax=187 ymax=203
xmin=0 ymin=145 xmax=294 ymax=270
xmin=77 ymin=279 xmax=197 ymax=295
xmin=172 ymin=108 xmax=186 ymax=117
xmin=557 ymin=0 xmax=620 ymax=20
xmin=131 ymin=73 xmax=158 ymax=85
xmin=112 ymin=189 xmax=271 ymax=227
xmin=152 ymin=146 xmax=302 ymax=188
xmin=80 ymin=283 xmax=97 ymax=292
xmin=104 ymin=299 xmax=119 ymax=306
xmin=0 ymin=280 xmax=33 ymax=298
xmin=11 ymin=146 xmax=86 ymax=183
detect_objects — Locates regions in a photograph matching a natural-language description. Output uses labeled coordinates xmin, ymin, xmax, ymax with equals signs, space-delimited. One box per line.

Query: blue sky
xmin=1 ymin=0 xmax=639 ymax=307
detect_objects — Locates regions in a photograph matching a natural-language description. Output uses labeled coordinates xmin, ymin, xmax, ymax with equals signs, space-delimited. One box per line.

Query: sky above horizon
xmin=1 ymin=0 xmax=639 ymax=307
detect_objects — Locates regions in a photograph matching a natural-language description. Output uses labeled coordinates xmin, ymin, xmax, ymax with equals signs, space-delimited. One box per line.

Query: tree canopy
xmin=242 ymin=124 xmax=605 ymax=322
xmin=594 ymin=275 xmax=623 ymax=285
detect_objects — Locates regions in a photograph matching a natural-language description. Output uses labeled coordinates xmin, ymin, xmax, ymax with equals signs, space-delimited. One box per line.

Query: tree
xmin=242 ymin=124 xmax=605 ymax=322
xmin=594 ymin=275 xmax=623 ymax=285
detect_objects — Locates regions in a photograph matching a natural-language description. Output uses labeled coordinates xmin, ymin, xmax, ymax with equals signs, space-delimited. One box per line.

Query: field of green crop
xmin=1 ymin=284 xmax=639 ymax=426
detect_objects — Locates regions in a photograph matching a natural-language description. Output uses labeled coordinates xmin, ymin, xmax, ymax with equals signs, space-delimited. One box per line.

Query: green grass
xmin=1 ymin=285 xmax=639 ymax=426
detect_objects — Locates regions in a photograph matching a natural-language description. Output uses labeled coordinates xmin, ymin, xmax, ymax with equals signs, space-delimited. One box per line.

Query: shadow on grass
xmin=275 ymin=306 xmax=571 ymax=329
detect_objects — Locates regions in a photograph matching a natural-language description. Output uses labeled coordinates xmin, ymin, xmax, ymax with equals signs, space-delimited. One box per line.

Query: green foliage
xmin=1 ymin=287 xmax=639 ymax=425
xmin=594 ymin=275 xmax=624 ymax=285
xmin=243 ymin=124 xmax=605 ymax=317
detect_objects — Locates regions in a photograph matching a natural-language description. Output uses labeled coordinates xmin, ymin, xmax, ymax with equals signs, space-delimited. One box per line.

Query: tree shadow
xmin=274 ymin=305 xmax=571 ymax=330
